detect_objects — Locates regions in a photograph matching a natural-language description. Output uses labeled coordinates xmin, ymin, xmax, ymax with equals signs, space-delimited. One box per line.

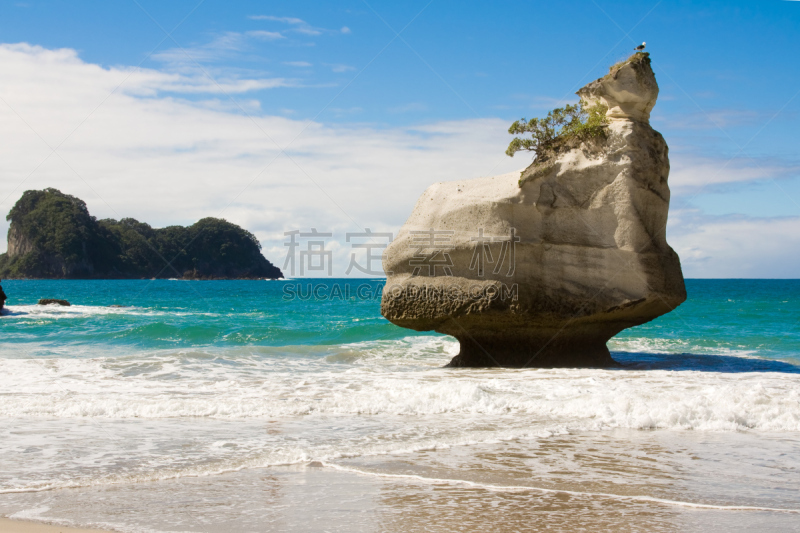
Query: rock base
xmin=445 ymin=334 xmax=617 ymax=368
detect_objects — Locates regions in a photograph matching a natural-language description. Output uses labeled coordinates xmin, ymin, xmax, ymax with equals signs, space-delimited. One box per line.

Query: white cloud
xmin=246 ymin=30 xmax=285 ymax=41
xmin=284 ymin=61 xmax=312 ymax=67
xmin=294 ymin=27 xmax=323 ymax=37
xmin=248 ymin=15 xmax=343 ymax=38
xmin=249 ymin=15 xmax=306 ymax=25
xmin=669 ymin=154 xmax=800 ymax=195
xmin=0 ymin=43 xmax=520 ymax=276
xmin=153 ymin=32 xmax=247 ymax=64
xmin=1 ymin=42 xmax=796 ymax=278
xmin=0 ymin=43 xmax=293 ymax=98
xmin=327 ymin=63 xmax=355 ymax=73
xmin=667 ymin=211 xmax=800 ymax=278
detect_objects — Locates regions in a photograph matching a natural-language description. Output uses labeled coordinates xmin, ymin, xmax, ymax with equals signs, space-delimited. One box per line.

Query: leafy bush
xmin=506 ymin=101 xmax=609 ymax=158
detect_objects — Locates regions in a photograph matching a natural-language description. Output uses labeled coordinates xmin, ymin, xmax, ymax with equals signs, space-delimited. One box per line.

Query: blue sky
xmin=0 ymin=0 xmax=799 ymax=277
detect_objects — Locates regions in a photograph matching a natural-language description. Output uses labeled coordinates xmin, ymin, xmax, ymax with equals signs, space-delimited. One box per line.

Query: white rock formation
xmin=381 ymin=53 xmax=686 ymax=367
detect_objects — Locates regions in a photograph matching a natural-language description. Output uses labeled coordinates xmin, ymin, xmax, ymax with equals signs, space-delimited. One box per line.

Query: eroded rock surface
xmin=381 ymin=53 xmax=686 ymax=367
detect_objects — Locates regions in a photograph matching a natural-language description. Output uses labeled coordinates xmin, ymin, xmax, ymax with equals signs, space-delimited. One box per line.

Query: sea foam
xmin=1 ymin=337 xmax=799 ymax=432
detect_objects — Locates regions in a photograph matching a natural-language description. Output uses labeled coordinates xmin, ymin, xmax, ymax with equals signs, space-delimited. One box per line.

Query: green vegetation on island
xmin=0 ymin=189 xmax=283 ymax=279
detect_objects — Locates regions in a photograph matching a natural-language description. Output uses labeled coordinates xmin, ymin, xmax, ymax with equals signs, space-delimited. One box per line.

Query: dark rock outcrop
xmin=381 ymin=53 xmax=686 ymax=368
xmin=38 ymin=299 xmax=71 ymax=306
xmin=0 ymin=189 xmax=283 ymax=280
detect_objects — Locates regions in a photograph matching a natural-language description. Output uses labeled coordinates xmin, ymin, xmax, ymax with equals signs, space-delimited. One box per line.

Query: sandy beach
xmin=0 ymin=518 xmax=111 ymax=533
xmin=2 ymin=429 xmax=799 ymax=532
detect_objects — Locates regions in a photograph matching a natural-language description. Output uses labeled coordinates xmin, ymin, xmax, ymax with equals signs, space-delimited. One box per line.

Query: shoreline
xmin=0 ymin=518 xmax=113 ymax=533
xmin=3 ymin=452 xmax=800 ymax=533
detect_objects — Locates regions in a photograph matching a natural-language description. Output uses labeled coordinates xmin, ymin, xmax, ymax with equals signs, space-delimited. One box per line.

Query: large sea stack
xmin=381 ymin=53 xmax=686 ymax=367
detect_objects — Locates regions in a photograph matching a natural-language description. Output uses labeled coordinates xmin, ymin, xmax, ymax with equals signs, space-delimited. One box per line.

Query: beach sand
xmin=0 ymin=518 xmax=111 ymax=533
xmin=1 ymin=430 xmax=798 ymax=533
xmin=1 ymin=465 xmax=796 ymax=533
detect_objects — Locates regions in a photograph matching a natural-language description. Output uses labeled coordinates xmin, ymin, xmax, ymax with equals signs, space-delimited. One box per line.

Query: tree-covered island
xmin=0 ymin=189 xmax=283 ymax=279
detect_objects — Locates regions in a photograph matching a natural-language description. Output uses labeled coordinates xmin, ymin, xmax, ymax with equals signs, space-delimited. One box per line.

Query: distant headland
xmin=0 ymin=188 xmax=283 ymax=280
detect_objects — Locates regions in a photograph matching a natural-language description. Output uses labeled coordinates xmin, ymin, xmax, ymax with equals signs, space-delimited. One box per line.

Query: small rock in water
xmin=306 ymin=461 xmax=324 ymax=468
xmin=38 ymin=299 xmax=71 ymax=306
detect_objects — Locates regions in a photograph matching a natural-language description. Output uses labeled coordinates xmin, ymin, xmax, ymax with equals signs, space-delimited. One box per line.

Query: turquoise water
xmin=2 ymin=279 xmax=799 ymax=366
xmin=1 ymin=279 xmax=397 ymax=352
xmin=1 ymin=279 xmax=799 ymax=531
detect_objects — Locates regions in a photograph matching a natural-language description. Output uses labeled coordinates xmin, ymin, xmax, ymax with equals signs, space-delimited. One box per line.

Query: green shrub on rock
xmin=506 ymin=101 xmax=609 ymax=158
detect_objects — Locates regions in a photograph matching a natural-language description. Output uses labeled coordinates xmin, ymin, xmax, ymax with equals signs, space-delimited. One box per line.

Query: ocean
xmin=0 ymin=279 xmax=799 ymax=532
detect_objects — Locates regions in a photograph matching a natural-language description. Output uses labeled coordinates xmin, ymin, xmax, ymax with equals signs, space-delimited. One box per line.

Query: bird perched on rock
xmin=634 ymin=42 xmax=646 ymax=51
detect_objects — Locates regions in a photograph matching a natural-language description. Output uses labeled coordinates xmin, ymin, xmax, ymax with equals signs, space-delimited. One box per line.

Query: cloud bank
xmin=0 ymin=43 xmax=520 ymax=276
xmin=0 ymin=43 xmax=797 ymax=277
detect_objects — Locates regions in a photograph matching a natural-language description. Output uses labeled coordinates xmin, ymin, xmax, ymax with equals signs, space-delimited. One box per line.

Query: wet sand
xmin=1 ymin=429 xmax=798 ymax=532
xmin=0 ymin=518 xmax=112 ymax=532
xmin=1 ymin=466 xmax=796 ymax=533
